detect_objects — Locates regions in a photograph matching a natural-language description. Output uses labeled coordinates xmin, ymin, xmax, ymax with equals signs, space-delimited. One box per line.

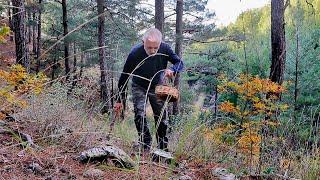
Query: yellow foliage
xmin=204 ymin=124 xmax=235 ymax=145
xmin=0 ymin=25 xmax=11 ymax=43
xmin=210 ymin=74 xmax=289 ymax=163
xmin=219 ymin=101 xmax=239 ymax=113
xmin=218 ymin=74 xmax=288 ymax=118
xmin=0 ymin=64 xmax=48 ymax=110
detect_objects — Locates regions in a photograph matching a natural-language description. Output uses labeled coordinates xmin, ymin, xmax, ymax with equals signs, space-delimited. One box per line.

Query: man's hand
xmin=114 ymin=103 xmax=123 ymax=117
xmin=164 ymin=69 xmax=174 ymax=78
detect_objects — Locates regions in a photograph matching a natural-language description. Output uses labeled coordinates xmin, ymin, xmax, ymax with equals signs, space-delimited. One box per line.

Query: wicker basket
xmin=155 ymin=85 xmax=179 ymax=102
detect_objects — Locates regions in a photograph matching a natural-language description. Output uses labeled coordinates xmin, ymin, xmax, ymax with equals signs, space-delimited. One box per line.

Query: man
xmin=114 ymin=28 xmax=184 ymax=152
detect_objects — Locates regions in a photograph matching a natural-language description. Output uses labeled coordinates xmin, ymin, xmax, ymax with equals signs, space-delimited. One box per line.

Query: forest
xmin=0 ymin=0 xmax=319 ymax=179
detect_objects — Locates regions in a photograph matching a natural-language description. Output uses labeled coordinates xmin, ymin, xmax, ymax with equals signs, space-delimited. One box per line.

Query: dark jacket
xmin=117 ymin=42 xmax=184 ymax=102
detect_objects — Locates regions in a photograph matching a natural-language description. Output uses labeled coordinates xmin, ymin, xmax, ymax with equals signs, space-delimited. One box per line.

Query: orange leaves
xmin=0 ymin=64 xmax=48 ymax=110
xmin=213 ymin=74 xmax=288 ymax=163
xmin=218 ymin=74 xmax=288 ymax=117
xmin=219 ymin=101 xmax=239 ymax=113
xmin=0 ymin=25 xmax=11 ymax=43
xmin=238 ymin=122 xmax=261 ymax=156
xmin=219 ymin=74 xmax=286 ymax=99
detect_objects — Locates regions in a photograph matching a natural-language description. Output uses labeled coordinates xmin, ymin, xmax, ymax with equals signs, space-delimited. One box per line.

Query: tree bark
xmin=173 ymin=0 xmax=183 ymax=115
xmin=71 ymin=43 xmax=78 ymax=89
xmin=7 ymin=0 xmax=13 ymax=41
xmin=294 ymin=20 xmax=299 ymax=111
xmin=51 ymin=36 xmax=58 ymax=82
xmin=97 ymin=0 xmax=110 ymax=113
xmin=27 ymin=10 xmax=31 ymax=44
xmin=270 ymin=0 xmax=286 ymax=85
xmin=36 ymin=0 xmax=42 ymax=73
xmin=62 ymin=0 xmax=70 ymax=81
xmin=79 ymin=54 xmax=84 ymax=78
xmin=32 ymin=12 xmax=36 ymax=55
xmin=155 ymin=0 xmax=164 ymax=36
xmin=12 ymin=0 xmax=29 ymax=71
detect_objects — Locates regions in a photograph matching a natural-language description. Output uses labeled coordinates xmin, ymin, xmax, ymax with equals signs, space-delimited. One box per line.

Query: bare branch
xmin=305 ymin=0 xmax=315 ymax=15
xmin=284 ymin=0 xmax=290 ymax=10
xmin=185 ymin=35 xmax=245 ymax=44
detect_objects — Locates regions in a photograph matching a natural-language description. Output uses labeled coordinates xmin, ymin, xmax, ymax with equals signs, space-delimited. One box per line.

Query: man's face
xmin=143 ymin=38 xmax=160 ymax=56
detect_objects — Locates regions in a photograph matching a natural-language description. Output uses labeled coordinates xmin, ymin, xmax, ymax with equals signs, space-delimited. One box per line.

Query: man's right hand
xmin=114 ymin=103 xmax=123 ymax=117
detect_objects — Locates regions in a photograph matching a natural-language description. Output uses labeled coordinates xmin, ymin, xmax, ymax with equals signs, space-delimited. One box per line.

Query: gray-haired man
xmin=114 ymin=28 xmax=184 ymax=152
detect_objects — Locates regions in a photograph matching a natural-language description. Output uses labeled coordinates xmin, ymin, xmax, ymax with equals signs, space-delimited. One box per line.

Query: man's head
xmin=142 ymin=28 xmax=162 ymax=56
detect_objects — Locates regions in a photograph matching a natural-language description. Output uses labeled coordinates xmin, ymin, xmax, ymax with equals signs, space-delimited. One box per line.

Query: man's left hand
xmin=164 ymin=69 xmax=174 ymax=78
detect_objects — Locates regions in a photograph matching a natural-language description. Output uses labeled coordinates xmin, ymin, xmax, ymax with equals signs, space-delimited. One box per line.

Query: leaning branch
xmin=185 ymin=35 xmax=245 ymax=44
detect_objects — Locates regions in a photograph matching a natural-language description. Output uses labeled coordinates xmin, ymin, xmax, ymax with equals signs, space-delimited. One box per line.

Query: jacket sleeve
xmin=165 ymin=44 xmax=184 ymax=73
xmin=117 ymin=52 xmax=135 ymax=103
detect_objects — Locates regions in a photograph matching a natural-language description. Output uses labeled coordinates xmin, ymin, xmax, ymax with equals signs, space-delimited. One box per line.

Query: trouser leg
xmin=132 ymin=83 xmax=151 ymax=150
xmin=133 ymin=115 xmax=151 ymax=150
xmin=149 ymin=91 xmax=168 ymax=151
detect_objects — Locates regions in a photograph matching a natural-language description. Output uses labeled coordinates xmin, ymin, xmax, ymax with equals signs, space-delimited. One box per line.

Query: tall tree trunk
xmin=51 ymin=36 xmax=59 ymax=82
xmin=32 ymin=12 xmax=36 ymax=55
xmin=70 ymin=43 xmax=78 ymax=92
xmin=155 ymin=0 xmax=164 ymax=36
xmin=270 ymin=0 xmax=286 ymax=85
xmin=27 ymin=10 xmax=31 ymax=44
xmin=173 ymin=0 xmax=183 ymax=115
xmin=12 ymin=0 xmax=29 ymax=71
xmin=62 ymin=0 xmax=70 ymax=81
xmin=7 ymin=0 xmax=13 ymax=41
xmin=36 ymin=0 xmax=42 ymax=73
xmin=294 ymin=19 xmax=300 ymax=112
xmin=79 ymin=53 xmax=84 ymax=78
xmin=97 ymin=0 xmax=110 ymax=113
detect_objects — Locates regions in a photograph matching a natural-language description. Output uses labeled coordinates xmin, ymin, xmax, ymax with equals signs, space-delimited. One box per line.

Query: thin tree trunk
xmin=155 ymin=0 xmax=164 ymax=36
xmin=7 ymin=0 xmax=13 ymax=41
xmin=27 ymin=10 xmax=31 ymax=44
xmin=32 ymin=12 xmax=36 ymax=55
xmin=36 ymin=0 xmax=42 ymax=73
xmin=12 ymin=0 xmax=29 ymax=71
xmin=294 ymin=22 xmax=299 ymax=111
xmin=32 ymin=12 xmax=37 ymax=55
xmin=62 ymin=0 xmax=70 ymax=81
xmin=79 ymin=53 xmax=84 ymax=78
xmin=97 ymin=0 xmax=109 ymax=113
xmin=173 ymin=0 xmax=183 ymax=115
xmin=70 ymin=43 xmax=78 ymax=92
xmin=270 ymin=0 xmax=286 ymax=85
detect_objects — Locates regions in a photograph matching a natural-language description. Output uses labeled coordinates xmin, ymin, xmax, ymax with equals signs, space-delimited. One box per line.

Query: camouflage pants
xmin=132 ymin=82 xmax=168 ymax=150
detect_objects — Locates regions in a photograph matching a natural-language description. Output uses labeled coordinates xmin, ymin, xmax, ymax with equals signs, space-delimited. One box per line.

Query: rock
xmin=178 ymin=175 xmax=192 ymax=180
xmin=169 ymin=175 xmax=192 ymax=180
xmin=211 ymin=167 xmax=237 ymax=180
xmin=0 ymin=120 xmax=7 ymax=126
xmin=28 ymin=162 xmax=45 ymax=175
xmin=5 ymin=114 xmax=15 ymax=122
xmin=79 ymin=145 xmax=136 ymax=169
xmin=3 ymin=165 xmax=12 ymax=172
xmin=83 ymin=168 xmax=104 ymax=179
xmin=151 ymin=149 xmax=174 ymax=164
